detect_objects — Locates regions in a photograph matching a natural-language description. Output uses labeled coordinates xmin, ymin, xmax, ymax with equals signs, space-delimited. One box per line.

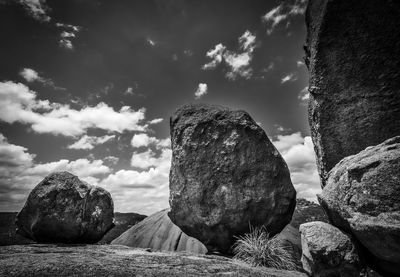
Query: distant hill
xmin=0 ymin=212 xmax=146 ymax=246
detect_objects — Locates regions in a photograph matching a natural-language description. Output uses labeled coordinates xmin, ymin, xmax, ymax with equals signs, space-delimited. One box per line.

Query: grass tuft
xmin=232 ymin=225 xmax=297 ymax=271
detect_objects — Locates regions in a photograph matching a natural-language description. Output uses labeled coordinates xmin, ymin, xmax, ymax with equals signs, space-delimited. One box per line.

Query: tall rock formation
xmin=305 ymin=0 xmax=400 ymax=187
xmin=168 ymin=104 xmax=296 ymax=254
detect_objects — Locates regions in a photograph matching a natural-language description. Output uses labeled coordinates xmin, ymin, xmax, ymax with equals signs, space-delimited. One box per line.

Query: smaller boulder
xmin=16 ymin=171 xmax=114 ymax=243
xmin=318 ymin=136 xmax=400 ymax=275
xmin=111 ymin=209 xmax=207 ymax=254
xmin=300 ymin=221 xmax=361 ymax=277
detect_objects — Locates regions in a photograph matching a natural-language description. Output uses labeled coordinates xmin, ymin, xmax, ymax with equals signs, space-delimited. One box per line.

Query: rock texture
xmin=300 ymin=221 xmax=361 ymax=277
xmin=318 ymin=137 xmax=400 ymax=275
xmin=16 ymin=171 xmax=114 ymax=243
xmin=0 ymin=244 xmax=308 ymax=277
xmin=98 ymin=212 xmax=146 ymax=244
xmin=111 ymin=209 xmax=207 ymax=254
xmin=305 ymin=0 xmax=400 ymax=187
xmin=169 ymin=104 xmax=296 ymax=254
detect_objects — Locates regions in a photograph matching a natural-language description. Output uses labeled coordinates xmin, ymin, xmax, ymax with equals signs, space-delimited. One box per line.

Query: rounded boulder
xmin=16 ymin=171 xmax=114 ymax=243
xmin=318 ymin=136 xmax=400 ymax=275
xmin=168 ymin=104 xmax=296 ymax=254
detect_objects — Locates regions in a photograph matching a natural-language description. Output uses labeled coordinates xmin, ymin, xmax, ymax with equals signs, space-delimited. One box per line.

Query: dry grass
xmin=232 ymin=226 xmax=297 ymax=271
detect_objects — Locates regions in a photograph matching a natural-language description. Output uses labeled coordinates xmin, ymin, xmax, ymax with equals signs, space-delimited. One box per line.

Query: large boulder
xmin=305 ymin=0 xmax=400 ymax=187
xmin=111 ymin=209 xmax=207 ymax=254
xmin=300 ymin=221 xmax=361 ymax=277
xmin=318 ymin=137 xmax=400 ymax=275
xmin=16 ymin=171 xmax=114 ymax=243
xmin=168 ymin=104 xmax=296 ymax=254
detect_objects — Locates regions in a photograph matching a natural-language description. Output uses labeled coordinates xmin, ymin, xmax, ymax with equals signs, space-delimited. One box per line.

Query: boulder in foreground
xmin=0 ymin=244 xmax=307 ymax=277
xmin=169 ymin=104 xmax=296 ymax=254
xmin=16 ymin=171 xmax=114 ymax=243
xmin=318 ymin=137 xmax=400 ymax=275
xmin=111 ymin=209 xmax=207 ymax=254
xmin=300 ymin=221 xmax=361 ymax=277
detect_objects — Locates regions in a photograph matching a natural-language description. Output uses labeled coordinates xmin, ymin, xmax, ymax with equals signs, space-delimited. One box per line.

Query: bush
xmin=232 ymin=226 xmax=297 ymax=271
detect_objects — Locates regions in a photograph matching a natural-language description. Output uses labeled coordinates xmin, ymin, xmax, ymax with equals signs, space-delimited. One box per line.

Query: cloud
xmin=202 ymin=30 xmax=259 ymax=80
xmin=297 ymin=60 xmax=305 ymax=67
xmin=0 ymin=81 xmax=147 ymax=137
xmin=272 ymin=132 xmax=321 ymax=202
xmin=19 ymin=68 xmax=40 ymax=83
xmin=202 ymin=43 xmax=226 ymax=70
xmin=0 ymin=131 xmax=171 ymax=214
xmin=104 ymin=156 xmax=119 ymax=165
xmin=68 ymin=135 xmax=115 ymax=150
xmin=281 ymin=73 xmax=298 ymax=84
xmin=131 ymin=148 xmax=171 ymax=169
xmin=18 ymin=0 xmax=50 ymax=22
xmin=56 ymin=23 xmax=81 ymax=50
xmin=194 ymin=83 xmax=208 ymax=99
xmin=148 ymin=118 xmax=163 ymax=125
xmin=262 ymin=0 xmax=307 ymax=35
xmin=299 ymin=86 xmax=309 ymax=101
xmin=19 ymin=68 xmax=62 ymax=89
xmin=131 ymin=133 xmax=170 ymax=149
xmin=147 ymin=38 xmax=156 ymax=46
xmin=0 ymin=133 xmax=111 ymax=211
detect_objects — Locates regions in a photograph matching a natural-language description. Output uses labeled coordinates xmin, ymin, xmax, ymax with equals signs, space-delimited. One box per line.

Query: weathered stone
xmin=0 ymin=244 xmax=308 ymax=277
xmin=16 ymin=171 xmax=114 ymax=243
xmin=300 ymin=221 xmax=361 ymax=277
xmin=318 ymin=137 xmax=400 ymax=275
xmin=111 ymin=209 xmax=207 ymax=254
xmin=169 ymin=104 xmax=296 ymax=254
xmin=305 ymin=0 xmax=400 ymax=187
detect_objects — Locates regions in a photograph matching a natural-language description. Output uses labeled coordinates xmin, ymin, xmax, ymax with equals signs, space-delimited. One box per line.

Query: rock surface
xmin=318 ymin=137 xmax=400 ymax=275
xmin=0 ymin=244 xmax=307 ymax=277
xmin=169 ymin=104 xmax=296 ymax=254
xmin=16 ymin=171 xmax=114 ymax=243
xmin=300 ymin=221 xmax=361 ymax=277
xmin=111 ymin=209 xmax=207 ymax=254
xmin=305 ymin=0 xmax=400 ymax=187
xmin=98 ymin=212 xmax=146 ymax=244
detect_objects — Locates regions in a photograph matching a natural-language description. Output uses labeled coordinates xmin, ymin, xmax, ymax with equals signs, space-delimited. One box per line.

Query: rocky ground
xmin=0 ymin=244 xmax=306 ymax=277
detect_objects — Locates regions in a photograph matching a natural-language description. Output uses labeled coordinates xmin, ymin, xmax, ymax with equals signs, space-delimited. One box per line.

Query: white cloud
xmin=194 ymin=83 xmax=208 ymax=99
xmin=281 ymin=73 xmax=298 ymax=83
xmin=147 ymin=38 xmax=156 ymax=46
xmin=0 ymin=81 xmax=147 ymax=137
xmin=262 ymin=0 xmax=307 ymax=35
xmin=202 ymin=31 xmax=259 ymax=80
xmin=131 ymin=133 xmax=170 ymax=149
xmin=148 ymin=118 xmax=163 ymax=125
xmin=0 ymin=133 xmax=112 ymax=211
xmin=19 ymin=68 xmax=40 ymax=83
xmin=56 ymin=23 xmax=81 ymax=50
xmin=19 ymin=0 xmax=50 ymax=22
xmin=202 ymin=43 xmax=226 ymax=70
xmin=68 ymin=135 xmax=115 ymax=150
xmin=131 ymin=148 xmax=171 ymax=169
xmin=299 ymin=86 xmax=309 ymax=101
xmin=297 ymin=60 xmax=305 ymax=67
xmin=272 ymin=132 xmax=321 ymax=202
xmin=104 ymin=156 xmax=119 ymax=165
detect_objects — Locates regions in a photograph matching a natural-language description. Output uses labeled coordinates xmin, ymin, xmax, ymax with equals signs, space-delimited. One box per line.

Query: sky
xmin=0 ymin=0 xmax=321 ymax=215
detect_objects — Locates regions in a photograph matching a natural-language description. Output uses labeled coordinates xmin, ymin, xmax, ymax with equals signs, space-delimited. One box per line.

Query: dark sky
xmin=0 ymin=0 xmax=320 ymax=215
